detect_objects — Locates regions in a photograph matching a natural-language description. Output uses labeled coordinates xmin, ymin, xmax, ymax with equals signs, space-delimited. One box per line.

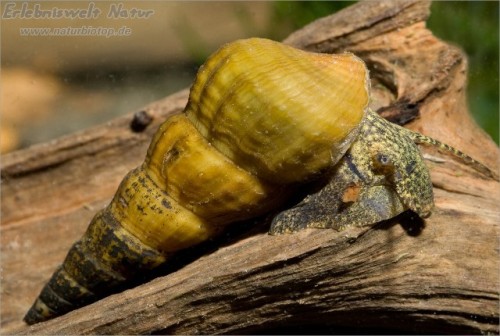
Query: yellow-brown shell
xmin=186 ymin=38 xmax=370 ymax=183
xmin=24 ymin=38 xmax=371 ymax=324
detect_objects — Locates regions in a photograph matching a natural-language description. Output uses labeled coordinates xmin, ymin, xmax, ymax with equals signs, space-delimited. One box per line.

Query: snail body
xmin=24 ymin=38 xmax=491 ymax=324
xmin=269 ymin=109 xmax=434 ymax=233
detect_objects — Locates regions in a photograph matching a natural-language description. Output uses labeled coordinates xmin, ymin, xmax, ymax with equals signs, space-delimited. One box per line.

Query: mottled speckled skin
xmin=270 ymin=109 xmax=433 ymax=234
xmin=270 ymin=108 xmax=496 ymax=234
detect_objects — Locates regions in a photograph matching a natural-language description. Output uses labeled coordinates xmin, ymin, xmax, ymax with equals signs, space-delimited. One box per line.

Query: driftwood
xmin=1 ymin=1 xmax=499 ymax=334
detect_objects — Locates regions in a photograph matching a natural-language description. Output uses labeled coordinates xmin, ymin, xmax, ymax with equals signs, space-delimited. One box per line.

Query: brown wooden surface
xmin=1 ymin=1 xmax=499 ymax=334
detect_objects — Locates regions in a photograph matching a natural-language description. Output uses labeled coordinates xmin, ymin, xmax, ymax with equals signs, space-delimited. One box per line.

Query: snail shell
xmin=185 ymin=38 xmax=369 ymax=183
xmin=24 ymin=38 xmax=371 ymax=324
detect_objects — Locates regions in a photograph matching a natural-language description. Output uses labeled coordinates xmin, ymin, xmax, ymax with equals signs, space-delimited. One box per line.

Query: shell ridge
xmin=188 ymin=48 xmax=233 ymax=134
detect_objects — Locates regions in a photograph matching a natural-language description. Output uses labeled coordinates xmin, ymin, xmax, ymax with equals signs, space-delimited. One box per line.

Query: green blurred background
xmin=428 ymin=1 xmax=499 ymax=144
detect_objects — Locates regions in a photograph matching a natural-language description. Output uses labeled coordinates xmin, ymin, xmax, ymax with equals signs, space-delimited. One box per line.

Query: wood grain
xmin=2 ymin=0 xmax=499 ymax=334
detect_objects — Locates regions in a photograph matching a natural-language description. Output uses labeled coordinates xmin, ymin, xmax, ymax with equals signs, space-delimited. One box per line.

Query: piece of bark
xmin=1 ymin=0 xmax=498 ymax=334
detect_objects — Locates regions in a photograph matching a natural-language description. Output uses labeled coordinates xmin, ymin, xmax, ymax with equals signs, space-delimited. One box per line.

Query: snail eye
xmin=373 ymin=152 xmax=395 ymax=173
xmin=377 ymin=153 xmax=391 ymax=166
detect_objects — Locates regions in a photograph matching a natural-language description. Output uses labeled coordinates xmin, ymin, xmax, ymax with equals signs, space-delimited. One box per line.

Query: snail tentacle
xmin=405 ymin=129 xmax=498 ymax=180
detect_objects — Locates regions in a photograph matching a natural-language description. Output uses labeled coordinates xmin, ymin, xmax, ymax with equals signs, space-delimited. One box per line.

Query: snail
xmin=24 ymin=38 xmax=495 ymax=325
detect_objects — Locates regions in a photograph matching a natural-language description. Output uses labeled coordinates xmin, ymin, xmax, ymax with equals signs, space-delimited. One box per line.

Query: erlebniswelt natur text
xmin=2 ymin=2 xmax=155 ymax=20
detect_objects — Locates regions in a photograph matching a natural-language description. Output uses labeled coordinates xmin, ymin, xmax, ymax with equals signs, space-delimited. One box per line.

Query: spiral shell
xmin=24 ymin=38 xmax=371 ymax=324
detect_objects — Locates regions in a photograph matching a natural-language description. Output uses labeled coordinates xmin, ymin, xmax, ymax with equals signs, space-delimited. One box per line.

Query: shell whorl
xmin=24 ymin=38 xmax=371 ymax=324
xmin=186 ymin=38 xmax=370 ymax=183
